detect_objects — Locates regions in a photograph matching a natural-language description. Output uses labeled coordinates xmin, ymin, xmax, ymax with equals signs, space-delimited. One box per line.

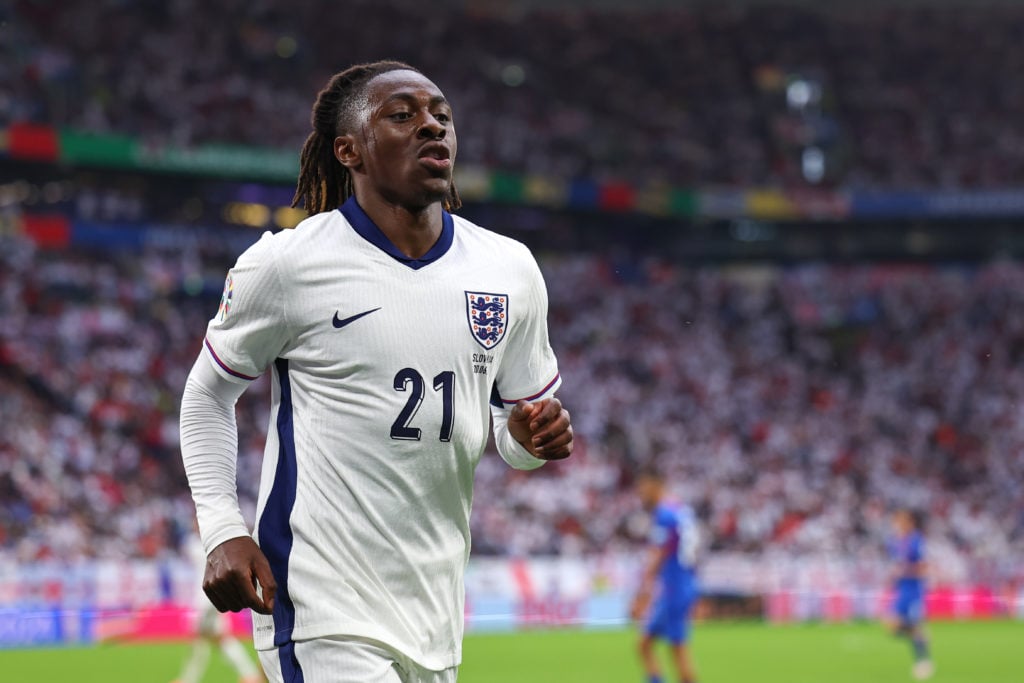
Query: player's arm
xmin=630 ymin=543 xmax=670 ymax=621
xmin=678 ymin=513 xmax=700 ymax=567
xmin=490 ymin=246 xmax=572 ymax=466
xmin=180 ymin=353 xmax=276 ymax=615
xmin=905 ymin=548 xmax=927 ymax=579
xmin=180 ymin=233 xmax=290 ymax=615
xmin=908 ymin=560 xmax=927 ymax=580
xmin=895 ymin=536 xmax=926 ymax=581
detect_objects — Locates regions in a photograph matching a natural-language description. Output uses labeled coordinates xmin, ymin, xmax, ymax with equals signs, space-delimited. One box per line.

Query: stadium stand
xmin=2 ymin=234 xmax=1021 ymax=591
xmin=4 ymin=1 xmax=1024 ymax=188
xmin=1 ymin=0 xmax=1022 ymax=596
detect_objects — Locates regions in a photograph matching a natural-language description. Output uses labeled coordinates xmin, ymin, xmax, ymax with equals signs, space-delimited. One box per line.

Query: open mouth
xmin=418 ymin=143 xmax=452 ymax=171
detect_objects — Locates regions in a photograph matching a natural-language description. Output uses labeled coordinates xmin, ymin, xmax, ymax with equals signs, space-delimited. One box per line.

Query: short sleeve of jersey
xmin=493 ymin=249 xmax=561 ymax=405
xmin=203 ymin=232 xmax=292 ymax=382
xmin=649 ymin=506 xmax=676 ymax=547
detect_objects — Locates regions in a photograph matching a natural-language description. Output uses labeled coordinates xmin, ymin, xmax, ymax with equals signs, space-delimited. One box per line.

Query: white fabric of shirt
xmin=179 ymin=206 xmax=560 ymax=670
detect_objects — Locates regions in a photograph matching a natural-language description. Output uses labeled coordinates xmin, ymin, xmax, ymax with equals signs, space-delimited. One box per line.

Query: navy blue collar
xmin=339 ymin=196 xmax=454 ymax=270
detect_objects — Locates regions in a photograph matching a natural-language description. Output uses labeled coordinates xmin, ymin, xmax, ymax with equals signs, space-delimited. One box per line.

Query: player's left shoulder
xmin=451 ymin=214 xmax=539 ymax=273
xmin=655 ymin=502 xmax=679 ymax=526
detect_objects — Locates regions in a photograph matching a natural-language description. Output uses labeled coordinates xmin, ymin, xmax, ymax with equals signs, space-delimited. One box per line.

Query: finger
xmin=510 ymin=400 xmax=536 ymax=422
xmin=252 ymin=557 xmax=278 ymax=615
xmin=535 ymin=427 xmax=573 ymax=451
xmin=528 ymin=399 xmax=558 ymax=431
xmin=219 ymin=572 xmax=252 ymax=612
xmin=535 ymin=441 xmax=572 ymax=460
xmin=532 ymin=420 xmax=571 ymax=455
xmin=203 ymin=564 xmax=237 ymax=612
xmin=203 ymin=583 xmax=229 ymax=613
xmin=233 ymin=565 xmax=270 ymax=615
xmin=530 ymin=409 xmax=571 ymax=446
xmin=534 ymin=428 xmax=573 ymax=460
xmin=208 ymin=578 xmax=243 ymax=613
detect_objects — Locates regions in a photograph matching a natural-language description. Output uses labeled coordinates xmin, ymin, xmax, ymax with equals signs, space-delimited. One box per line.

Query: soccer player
xmin=629 ymin=468 xmax=700 ymax=683
xmin=179 ymin=60 xmax=573 ymax=683
xmin=887 ymin=509 xmax=934 ymax=680
xmin=171 ymin=522 xmax=262 ymax=683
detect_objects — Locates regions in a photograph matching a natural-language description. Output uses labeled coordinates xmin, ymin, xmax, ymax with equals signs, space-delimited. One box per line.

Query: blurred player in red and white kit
xmin=171 ymin=521 xmax=262 ymax=683
xmin=179 ymin=60 xmax=573 ymax=682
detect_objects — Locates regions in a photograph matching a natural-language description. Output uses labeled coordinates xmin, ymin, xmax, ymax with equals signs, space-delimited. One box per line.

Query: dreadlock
xmin=292 ymin=60 xmax=462 ymax=215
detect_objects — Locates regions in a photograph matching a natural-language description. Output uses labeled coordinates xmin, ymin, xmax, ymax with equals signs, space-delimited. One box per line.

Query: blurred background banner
xmin=2 ymin=0 xmax=1024 ymax=678
xmin=2 ymin=555 xmax=1022 ymax=648
xmin=10 ymin=123 xmax=1024 ymax=220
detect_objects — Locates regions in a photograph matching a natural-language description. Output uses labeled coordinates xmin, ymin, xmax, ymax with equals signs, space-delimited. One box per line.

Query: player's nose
xmin=417 ymin=114 xmax=446 ymax=140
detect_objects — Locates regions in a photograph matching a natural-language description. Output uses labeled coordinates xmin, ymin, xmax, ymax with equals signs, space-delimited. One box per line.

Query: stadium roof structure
xmin=466 ymin=0 xmax=1024 ymax=9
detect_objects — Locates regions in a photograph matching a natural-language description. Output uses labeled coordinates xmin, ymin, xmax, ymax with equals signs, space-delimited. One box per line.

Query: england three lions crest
xmin=466 ymin=291 xmax=508 ymax=349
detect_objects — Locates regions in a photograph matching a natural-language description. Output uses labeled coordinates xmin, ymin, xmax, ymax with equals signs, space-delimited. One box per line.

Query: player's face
xmin=892 ymin=511 xmax=911 ymax=535
xmin=636 ymin=477 xmax=659 ymax=511
xmin=346 ymin=70 xmax=457 ymax=210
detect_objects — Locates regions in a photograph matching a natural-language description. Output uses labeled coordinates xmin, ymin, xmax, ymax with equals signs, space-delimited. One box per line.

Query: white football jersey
xmin=203 ymin=198 xmax=560 ymax=669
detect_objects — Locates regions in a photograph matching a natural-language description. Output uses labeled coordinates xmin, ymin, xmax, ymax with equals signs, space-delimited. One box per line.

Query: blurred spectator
xmin=4 ymin=1 xmax=1024 ymax=188
xmin=3 ymin=0 xmax=1023 ymax=583
xmin=0 ymin=235 xmax=269 ymax=561
xmin=2 ymin=234 xmax=1023 ymax=587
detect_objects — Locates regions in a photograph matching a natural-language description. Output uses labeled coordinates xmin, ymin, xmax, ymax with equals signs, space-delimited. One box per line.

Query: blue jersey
xmin=649 ymin=502 xmax=698 ymax=603
xmin=890 ymin=531 xmax=925 ymax=595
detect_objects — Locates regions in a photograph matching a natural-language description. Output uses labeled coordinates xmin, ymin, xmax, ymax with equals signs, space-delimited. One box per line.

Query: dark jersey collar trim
xmin=339 ymin=196 xmax=454 ymax=270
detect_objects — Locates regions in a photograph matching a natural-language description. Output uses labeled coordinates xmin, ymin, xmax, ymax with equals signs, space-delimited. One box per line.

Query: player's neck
xmin=354 ymin=191 xmax=444 ymax=259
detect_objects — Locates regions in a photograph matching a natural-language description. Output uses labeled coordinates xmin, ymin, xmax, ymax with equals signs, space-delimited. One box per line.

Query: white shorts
xmin=258 ymin=636 xmax=458 ymax=683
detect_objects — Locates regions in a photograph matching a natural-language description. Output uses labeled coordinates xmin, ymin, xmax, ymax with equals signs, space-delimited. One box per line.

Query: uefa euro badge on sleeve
xmin=465 ymin=291 xmax=508 ymax=350
xmin=216 ymin=272 xmax=234 ymax=323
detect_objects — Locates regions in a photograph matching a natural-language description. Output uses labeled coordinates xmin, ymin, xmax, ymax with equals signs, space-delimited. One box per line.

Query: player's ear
xmin=335 ymin=134 xmax=361 ymax=170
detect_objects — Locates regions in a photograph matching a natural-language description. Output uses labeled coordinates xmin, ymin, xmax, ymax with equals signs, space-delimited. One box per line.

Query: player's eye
xmin=389 ymin=111 xmax=413 ymax=121
xmin=434 ymin=112 xmax=451 ymax=124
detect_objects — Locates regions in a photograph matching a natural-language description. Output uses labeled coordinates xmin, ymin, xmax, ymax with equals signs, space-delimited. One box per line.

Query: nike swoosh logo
xmin=332 ymin=307 xmax=381 ymax=329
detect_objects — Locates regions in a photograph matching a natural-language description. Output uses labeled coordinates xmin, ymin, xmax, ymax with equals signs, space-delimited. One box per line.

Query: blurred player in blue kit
xmin=887 ymin=509 xmax=934 ymax=680
xmin=629 ymin=468 xmax=700 ymax=683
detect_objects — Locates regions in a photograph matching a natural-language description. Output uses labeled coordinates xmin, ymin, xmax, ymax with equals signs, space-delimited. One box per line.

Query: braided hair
xmin=291 ymin=60 xmax=462 ymax=214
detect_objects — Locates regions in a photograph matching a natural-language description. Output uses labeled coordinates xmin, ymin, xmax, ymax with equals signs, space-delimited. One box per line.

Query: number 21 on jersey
xmin=391 ymin=368 xmax=455 ymax=442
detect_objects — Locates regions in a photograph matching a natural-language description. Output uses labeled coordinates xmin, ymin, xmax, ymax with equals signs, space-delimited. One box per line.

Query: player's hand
xmin=508 ymin=398 xmax=573 ymax=460
xmin=203 ymin=536 xmax=277 ymax=615
xmin=629 ymin=594 xmax=650 ymax=622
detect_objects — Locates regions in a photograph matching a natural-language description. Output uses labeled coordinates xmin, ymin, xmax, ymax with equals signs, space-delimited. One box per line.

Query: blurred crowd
xmin=2 ymin=235 xmax=1023 ymax=584
xmin=0 ymin=236 xmax=268 ymax=561
xmin=4 ymin=0 xmax=1024 ymax=188
xmin=476 ymin=257 xmax=1024 ymax=580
